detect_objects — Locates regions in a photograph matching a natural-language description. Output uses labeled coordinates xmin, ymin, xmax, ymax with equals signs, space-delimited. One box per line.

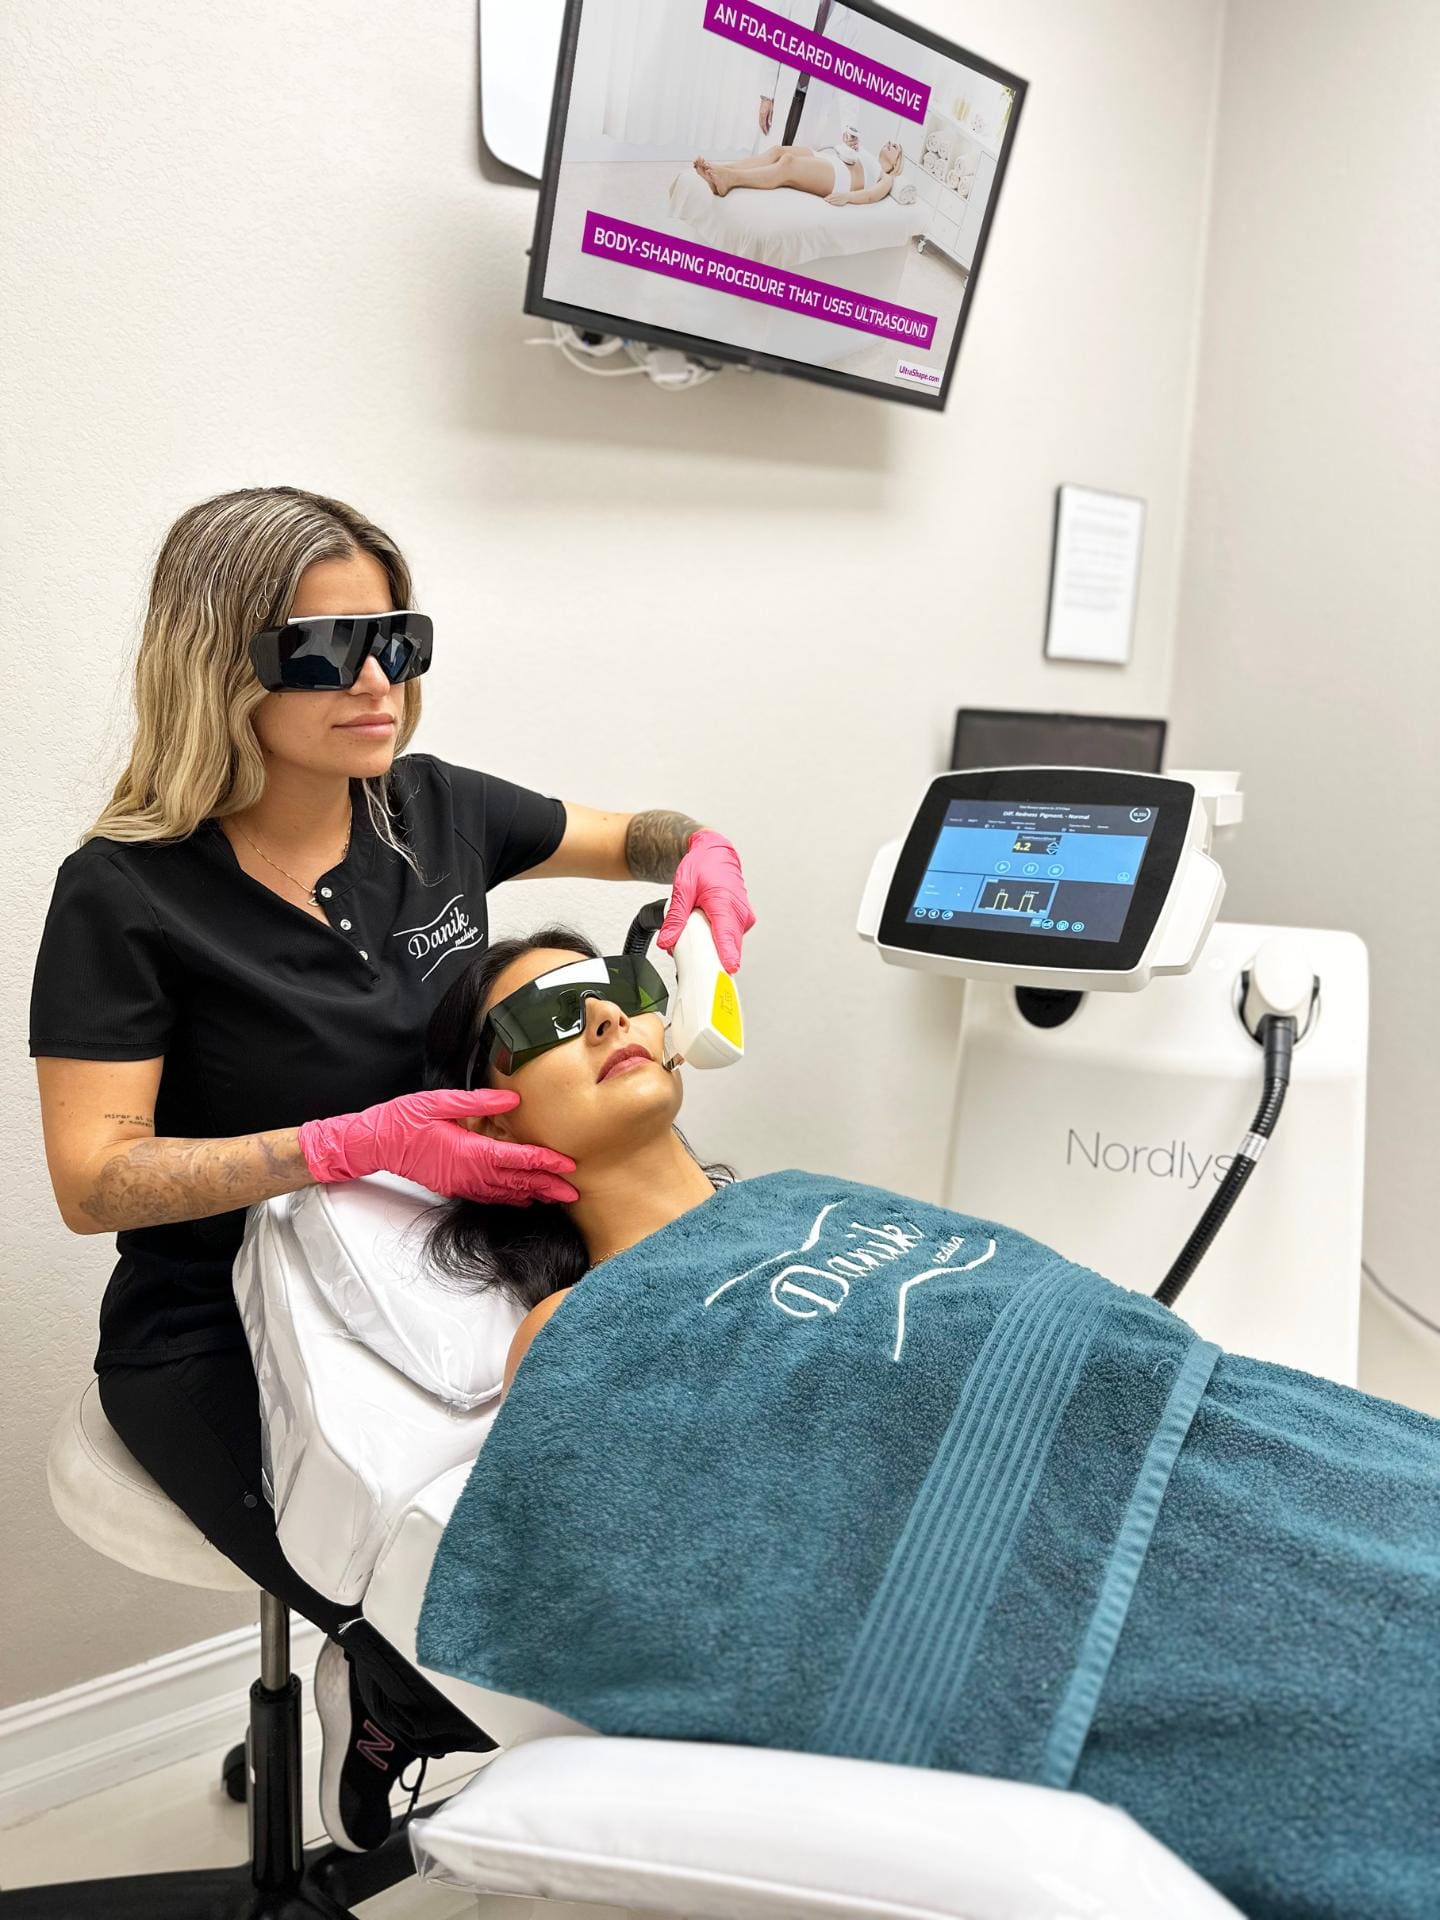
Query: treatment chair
xmin=15 ymin=1176 xmax=1243 ymax=1920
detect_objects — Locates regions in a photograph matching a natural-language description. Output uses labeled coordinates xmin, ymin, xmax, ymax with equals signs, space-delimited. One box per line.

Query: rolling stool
xmin=2 ymin=1380 xmax=444 ymax=1919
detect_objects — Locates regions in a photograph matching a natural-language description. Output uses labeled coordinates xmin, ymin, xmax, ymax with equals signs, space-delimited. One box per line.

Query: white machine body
xmin=665 ymin=909 xmax=745 ymax=1071
xmin=945 ymin=922 xmax=1367 ymax=1381
xmin=859 ymin=767 xmax=1368 ymax=1384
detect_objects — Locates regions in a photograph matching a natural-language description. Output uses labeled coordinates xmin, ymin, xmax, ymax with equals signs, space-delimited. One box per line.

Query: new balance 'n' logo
xmin=356 ymin=1719 xmax=396 ymax=1772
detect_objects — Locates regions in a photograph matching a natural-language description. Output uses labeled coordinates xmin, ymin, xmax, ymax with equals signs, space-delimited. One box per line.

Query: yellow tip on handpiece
xmin=711 ymin=974 xmax=743 ymax=1050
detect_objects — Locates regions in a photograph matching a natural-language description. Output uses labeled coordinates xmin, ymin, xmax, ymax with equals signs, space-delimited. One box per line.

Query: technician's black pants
xmin=97 ymin=1347 xmax=491 ymax=1759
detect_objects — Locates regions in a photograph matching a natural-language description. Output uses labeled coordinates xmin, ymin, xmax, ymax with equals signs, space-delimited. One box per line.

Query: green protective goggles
xmin=465 ymin=950 xmax=670 ymax=1085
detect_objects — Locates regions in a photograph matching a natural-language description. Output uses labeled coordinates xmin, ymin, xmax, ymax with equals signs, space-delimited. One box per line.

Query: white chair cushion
xmin=234 ymin=1181 xmax=520 ymax=1605
xmin=410 ymin=1737 xmax=1242 ymax=1920
xmin=235 ymin=1178 xmax=579 ymax=1742
xmin=287 ymin=1172 xmax=518 ymax=1410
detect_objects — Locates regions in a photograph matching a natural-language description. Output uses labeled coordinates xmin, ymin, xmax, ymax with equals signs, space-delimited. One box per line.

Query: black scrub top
xmin=28 ymin=754 xmax=566 ymax=1371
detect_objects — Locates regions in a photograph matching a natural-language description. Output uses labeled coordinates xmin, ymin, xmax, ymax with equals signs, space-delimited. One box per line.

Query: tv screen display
xmin=526 ymin=0 xmax=1027 ymax=409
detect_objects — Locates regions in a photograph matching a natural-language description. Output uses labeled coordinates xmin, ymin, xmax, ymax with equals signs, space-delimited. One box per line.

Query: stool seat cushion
xmin=48 ymin=1381 xmax=254 ymax=1593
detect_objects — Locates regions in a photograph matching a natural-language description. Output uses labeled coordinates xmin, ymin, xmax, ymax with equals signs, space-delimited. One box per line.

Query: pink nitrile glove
xmin=298 ymin=1089 xmax=579 ymax=1207
xmin=656 ymin=829 xmax=756 ymax=974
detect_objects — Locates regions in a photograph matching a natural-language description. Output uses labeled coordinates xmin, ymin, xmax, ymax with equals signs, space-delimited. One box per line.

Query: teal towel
xmin=417 ymin=1171 xmax=1440 ymax=1919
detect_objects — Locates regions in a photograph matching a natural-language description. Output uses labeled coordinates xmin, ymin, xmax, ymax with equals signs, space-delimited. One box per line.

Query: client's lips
xmin=598 ymin=1043 xmax=653 ymax=1083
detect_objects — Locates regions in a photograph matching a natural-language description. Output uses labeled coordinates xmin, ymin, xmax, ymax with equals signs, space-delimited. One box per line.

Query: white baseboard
xmin=0 ymin=1616 xmax=325 ymax=1830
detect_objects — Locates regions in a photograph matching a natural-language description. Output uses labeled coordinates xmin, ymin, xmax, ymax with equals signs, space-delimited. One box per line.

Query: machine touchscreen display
xmin=906 ymin=799 xmax=1158 ymax=943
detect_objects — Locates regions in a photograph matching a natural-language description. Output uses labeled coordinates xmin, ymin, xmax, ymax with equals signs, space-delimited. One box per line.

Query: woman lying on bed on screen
xmin=414 ymin=926 xmax=1439 ymax=1920
xmin=693 ymin=134 xmax=905 ymax=207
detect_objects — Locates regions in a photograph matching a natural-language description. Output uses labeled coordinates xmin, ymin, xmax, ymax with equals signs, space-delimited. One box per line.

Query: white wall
xmin=2 ymin=0 xmax=1224 ymax=1704
xmin=1168 ymin=0 xmax=1440 ymax=1406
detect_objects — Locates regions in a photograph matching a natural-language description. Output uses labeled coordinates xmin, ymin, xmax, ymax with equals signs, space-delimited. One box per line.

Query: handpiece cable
xmin=1155 ymin=1014 xmax=1298 ymax=1308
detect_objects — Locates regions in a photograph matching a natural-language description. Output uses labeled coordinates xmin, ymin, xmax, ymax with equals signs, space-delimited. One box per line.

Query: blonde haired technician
xmin=26 ymin=485 xmax=755 ymax=1852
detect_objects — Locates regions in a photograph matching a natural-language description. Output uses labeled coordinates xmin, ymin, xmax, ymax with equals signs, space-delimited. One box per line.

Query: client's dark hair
xmin=421 ymin=925 xmax=732 ymax=1310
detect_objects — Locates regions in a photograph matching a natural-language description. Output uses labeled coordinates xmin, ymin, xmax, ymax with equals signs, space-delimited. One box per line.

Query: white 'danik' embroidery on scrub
xmin=705 ymin=1200 xmax=997 ymax=1362
xmin=393 ymin=894 xmax=484 ymax=981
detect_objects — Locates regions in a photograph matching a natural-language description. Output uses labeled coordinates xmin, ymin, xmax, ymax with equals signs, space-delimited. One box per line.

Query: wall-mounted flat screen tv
xmin=526 ymin=0 xmax=1027 ymax=410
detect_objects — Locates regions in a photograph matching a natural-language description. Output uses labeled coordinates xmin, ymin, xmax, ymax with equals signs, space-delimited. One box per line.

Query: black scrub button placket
xmin=316 ymin=865 xmax=376 ymax=977
xmin=316 ymin=882 xmax=357 ymax=951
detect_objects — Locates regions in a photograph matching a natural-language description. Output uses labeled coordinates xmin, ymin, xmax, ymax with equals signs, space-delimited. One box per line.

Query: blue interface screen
xmin=907 ymin=800 xmax=1159 ymax=942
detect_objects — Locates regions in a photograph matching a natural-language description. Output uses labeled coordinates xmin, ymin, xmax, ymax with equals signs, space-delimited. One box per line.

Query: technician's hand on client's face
xmin=297 ymin=1088 xmax=579 ymax=1207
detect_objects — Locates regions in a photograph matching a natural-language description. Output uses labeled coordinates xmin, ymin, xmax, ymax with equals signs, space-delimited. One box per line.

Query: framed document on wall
xmin=1044 ymin=485 xmax=1146 ymax=665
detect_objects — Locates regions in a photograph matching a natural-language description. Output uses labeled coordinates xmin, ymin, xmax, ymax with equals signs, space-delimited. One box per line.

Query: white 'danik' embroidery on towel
xmin=393 ymin=894 xmax=483 ymax=981
xmin=705 ymin=1200 xmax=996 ymax=1362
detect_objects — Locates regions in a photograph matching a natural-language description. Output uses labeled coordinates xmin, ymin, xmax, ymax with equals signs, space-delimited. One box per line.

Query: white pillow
xmin=288 ymin=1173 xmax=517 ymax=1410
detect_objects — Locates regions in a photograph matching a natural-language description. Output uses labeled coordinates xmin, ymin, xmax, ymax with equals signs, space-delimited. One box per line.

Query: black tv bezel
xmin=877 ymin=769 xmax=1196 ymax=974
xmin=524 ymin=0 xmax=1029 ymax=413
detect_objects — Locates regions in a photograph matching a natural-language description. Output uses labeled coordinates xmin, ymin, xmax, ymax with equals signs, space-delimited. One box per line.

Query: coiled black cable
xmin=1155 ymin=1015 xmax=1297 ymax=1308
xmin=624 ymin=898 xmax=667 ymax=957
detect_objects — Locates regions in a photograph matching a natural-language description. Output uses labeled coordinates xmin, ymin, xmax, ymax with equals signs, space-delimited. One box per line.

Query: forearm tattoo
xmin=78 ymin=1128 xmax=312 ymax=1231
xmin=625 ymin=810 xmax=705 ymax=884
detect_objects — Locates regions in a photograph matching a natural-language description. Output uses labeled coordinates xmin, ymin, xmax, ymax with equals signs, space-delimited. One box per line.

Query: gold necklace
xmin=233 ymin=813 xmax=352 ymax=905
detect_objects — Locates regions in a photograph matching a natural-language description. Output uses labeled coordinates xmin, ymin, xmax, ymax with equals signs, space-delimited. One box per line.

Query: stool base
xmin=0 ymin=1801 xmax=445 ymax=1918
xmin=0 ymin=1596 xmax=442 ymax=1920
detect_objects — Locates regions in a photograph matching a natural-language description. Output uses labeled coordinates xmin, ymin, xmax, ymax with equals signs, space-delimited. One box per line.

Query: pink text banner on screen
xmin=582 ymin=212 xmax=938 ymax=348
xmin=702 ymin=0 xmax=933 ymax=125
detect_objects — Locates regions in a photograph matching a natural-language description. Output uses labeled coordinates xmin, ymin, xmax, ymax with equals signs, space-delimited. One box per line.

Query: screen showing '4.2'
xmin=907 ymin=800 xmax=1158 ymax=943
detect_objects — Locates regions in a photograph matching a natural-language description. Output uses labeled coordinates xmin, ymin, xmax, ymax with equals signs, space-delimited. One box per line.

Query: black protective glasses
xmin=465 ymin=953 xmax=670 ymax=1086
xmin=248 ymin=612 xmax=433 ymax=691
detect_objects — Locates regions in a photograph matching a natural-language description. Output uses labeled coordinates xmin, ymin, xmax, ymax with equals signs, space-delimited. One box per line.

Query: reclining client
xmin=693 ymin=128 xmax=906 ymax=207
xmin=415 ymin=926 xmax=1439 ymax=1920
